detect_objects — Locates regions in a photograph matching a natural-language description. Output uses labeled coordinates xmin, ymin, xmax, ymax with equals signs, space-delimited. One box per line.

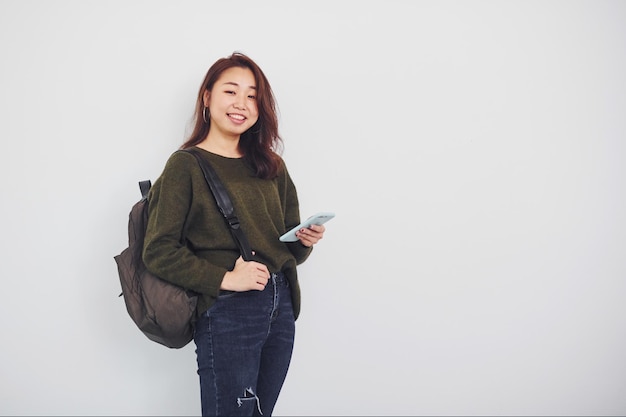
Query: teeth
xmin=229 ymin=114 xmax=245 ymax=120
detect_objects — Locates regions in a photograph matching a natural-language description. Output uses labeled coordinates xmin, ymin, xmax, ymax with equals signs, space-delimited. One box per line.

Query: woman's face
xmin=204 ymin=66 xmax=259 ymax=139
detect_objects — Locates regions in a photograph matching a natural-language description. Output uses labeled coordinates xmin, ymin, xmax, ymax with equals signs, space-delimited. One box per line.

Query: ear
xmin=203 ymin=89 xmax=211 ymax=107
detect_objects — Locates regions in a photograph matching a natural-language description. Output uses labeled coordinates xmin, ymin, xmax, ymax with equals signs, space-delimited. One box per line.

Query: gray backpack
xmin=114 ymin=149 xmax=252 ymax=348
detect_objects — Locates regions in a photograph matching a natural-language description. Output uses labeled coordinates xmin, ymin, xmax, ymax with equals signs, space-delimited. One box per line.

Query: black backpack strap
xmin=139 ymin=180 xmax=152 ymax=200
xmin=183 ymin=149 xmax=254 ymax=262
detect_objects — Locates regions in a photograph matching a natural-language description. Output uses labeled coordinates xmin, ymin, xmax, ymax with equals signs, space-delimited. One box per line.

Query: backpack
xmin=114 ymin=149 xmax=252 ymax=349
xmin=114 ymin=180 xmax=197 ymax=349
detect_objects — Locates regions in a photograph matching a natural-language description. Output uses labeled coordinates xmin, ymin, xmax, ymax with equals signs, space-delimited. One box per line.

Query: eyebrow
xmin=221 ymin=81 xmax=256 ymax=90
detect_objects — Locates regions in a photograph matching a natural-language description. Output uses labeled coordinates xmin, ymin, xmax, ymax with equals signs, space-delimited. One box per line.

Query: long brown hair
xmin=181 ymin=52 xmax=283 ymax=179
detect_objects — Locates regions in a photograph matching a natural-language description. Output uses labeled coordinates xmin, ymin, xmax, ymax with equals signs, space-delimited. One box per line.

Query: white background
xmin=1 ymin=1 xmax=625 ymax=415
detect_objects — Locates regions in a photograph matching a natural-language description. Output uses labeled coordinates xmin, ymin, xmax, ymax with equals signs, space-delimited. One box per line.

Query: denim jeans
xmin=194 ymin=272 xmax=295 ymax=416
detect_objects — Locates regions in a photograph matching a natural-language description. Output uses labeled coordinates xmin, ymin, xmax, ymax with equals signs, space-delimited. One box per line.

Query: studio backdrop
xmin=0 ymin=1 xmax=625 ymax=415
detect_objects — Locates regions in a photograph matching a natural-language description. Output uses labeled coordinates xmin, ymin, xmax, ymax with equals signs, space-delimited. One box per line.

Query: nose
xmin=234 ymin=94 xmax=246 ymax=110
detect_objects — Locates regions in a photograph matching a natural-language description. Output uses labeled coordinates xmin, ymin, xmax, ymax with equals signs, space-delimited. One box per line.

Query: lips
xmin=227 ymin=113 xmax=246 ymax=123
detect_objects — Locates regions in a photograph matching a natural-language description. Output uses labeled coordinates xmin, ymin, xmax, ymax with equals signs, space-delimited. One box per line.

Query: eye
xmin=224 ymin=90 xmax=235 ymax=95
xmin=248 ymin=94 xmax=256 ymax=100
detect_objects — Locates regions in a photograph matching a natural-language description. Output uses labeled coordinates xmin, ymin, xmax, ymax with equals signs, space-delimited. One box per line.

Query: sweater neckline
xmin=191 ymin=146 xmax=244 ymax=161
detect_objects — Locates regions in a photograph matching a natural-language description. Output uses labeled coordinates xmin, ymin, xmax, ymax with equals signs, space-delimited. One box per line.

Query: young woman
xmin=143 ymin=52 xmax=325 ymax=416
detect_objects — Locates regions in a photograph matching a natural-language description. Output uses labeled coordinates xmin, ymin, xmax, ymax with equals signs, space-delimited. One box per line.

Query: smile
xmin=228 ymin=113 xmax=246 ymax=121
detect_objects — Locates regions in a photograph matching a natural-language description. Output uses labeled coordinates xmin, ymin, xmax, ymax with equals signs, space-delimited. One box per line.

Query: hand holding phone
xmin=279 ymin=212 xmax=335 ymax=242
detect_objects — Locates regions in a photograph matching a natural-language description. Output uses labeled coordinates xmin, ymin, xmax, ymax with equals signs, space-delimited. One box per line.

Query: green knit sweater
xmin=142 ymin=147 xmax=312 ymax=318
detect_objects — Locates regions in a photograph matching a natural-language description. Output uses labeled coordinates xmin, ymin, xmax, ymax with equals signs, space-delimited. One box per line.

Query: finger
xmin=252 ymin=262 xmax=270 ymax=276
xmin=301 ymin=227 xmax=323 ymax=239
xmin=296 ymin=229 xmax=312 ymax=239
xmin=252 ymin=273 xmax=269 ymax=290
xmin=309 ymin=224 xmax=326 ymax=233
xmin=298 ymin=235 xmax=314 ymax=247
xmin=297 ymin=230 xmax=321 ymax=243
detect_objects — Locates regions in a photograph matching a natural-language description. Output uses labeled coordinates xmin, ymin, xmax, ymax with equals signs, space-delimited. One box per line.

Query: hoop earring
xmin=202 ymin=107 xmax=209 ymax=124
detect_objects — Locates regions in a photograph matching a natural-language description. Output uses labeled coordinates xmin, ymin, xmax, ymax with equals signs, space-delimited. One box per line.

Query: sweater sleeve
xmin=280 ymin=159 xmax=313 ymax=265
xmin=142 ymin=152 xmax=227 ymax=298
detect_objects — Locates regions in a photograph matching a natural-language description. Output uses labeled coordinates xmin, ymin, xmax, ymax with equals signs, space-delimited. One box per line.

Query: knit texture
xmin=143 ymin=147 xmax=312 ymax=318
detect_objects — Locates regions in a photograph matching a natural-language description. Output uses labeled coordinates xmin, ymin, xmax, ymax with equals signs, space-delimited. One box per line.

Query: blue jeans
xmin=194 ymin=272 xmax=295 ymax=416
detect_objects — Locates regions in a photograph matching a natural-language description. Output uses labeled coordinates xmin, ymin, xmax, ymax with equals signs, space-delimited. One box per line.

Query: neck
xmin=197 ymin=131 xmax=243 ymax=158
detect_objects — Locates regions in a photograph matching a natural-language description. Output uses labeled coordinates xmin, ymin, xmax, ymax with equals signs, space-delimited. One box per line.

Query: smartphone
xmin=279 ymin=212 xmax=335 ymax=242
